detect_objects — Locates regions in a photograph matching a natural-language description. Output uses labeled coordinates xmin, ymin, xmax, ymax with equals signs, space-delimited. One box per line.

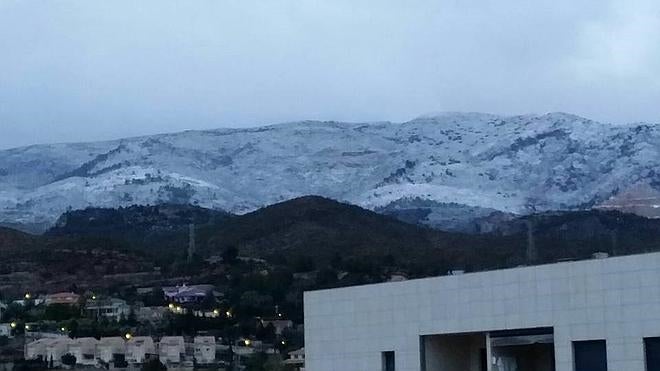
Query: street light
xmin=125 ymin=333 xmax=132 ymax=340
xmin=24 ymin=293 xmax=31 ymax=300
xmin=10 ymin=322 xmax=17 ymax=329
xmin=244 ymin=339 xmax=251 ymax=346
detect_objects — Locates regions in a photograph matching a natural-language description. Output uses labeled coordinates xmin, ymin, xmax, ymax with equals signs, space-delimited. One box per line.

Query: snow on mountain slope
xmin=1 ymin=112 xmax=659 ymax=229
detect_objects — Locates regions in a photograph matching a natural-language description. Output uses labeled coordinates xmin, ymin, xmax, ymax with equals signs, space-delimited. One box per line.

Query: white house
xmin=305 ymin=252 xmax=660 ymax=371
xmin=85 ymin=298 xmax=130 ymax=322
xmin=283 ymin=347 xmax=305 ymax=371
xmin=96 ymin=337 xmax=126 ymax=364
xmin=193 ymin=336 xmax=216 ymax=364
xmin=158 ymin=336 xmax=185 ymax=364
xmin=46 ymin=337 xmax=73 ymax=366
xmin=126 ymin=336 xmax=155 ymax=364
xmin=0 ymin=323 xmax=12 ymax=338
xmin=25 ymin=338 xmax=50 ymax=360
xmin=68 ymin=337 xmax=99 ymax=365
xmin=25 ymin=337 xmax=73 ymax=366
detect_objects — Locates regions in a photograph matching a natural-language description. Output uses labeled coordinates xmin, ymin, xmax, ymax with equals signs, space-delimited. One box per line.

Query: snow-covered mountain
xmin=1 ymin=112 xmax=659 ymax=231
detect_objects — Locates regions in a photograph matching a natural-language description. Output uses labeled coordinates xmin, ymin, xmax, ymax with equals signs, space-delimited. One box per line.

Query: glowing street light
xmin=24 ymin=293 xmax=31 ymax=300
xmin=60 ymin=327 xmax=66 ymax=332
xmin=225 ymin=310 xmax=233 ymax=318
xmin=10 ymin=322 xmax=17 ymax=329
xmin=244 ymin=339 xmax=251 ymax=346
xmin=125 ymin=333 xmax=132 ymax=340
xmin=25 ymin=324 xmax=31 ymax=331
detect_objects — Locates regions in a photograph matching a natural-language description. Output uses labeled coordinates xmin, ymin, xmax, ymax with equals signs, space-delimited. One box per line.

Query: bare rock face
xmin=0 ymin=112 xmax=658 ymax=231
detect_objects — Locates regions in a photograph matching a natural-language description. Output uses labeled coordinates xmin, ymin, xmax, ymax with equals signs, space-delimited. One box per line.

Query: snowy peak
xmin=1 ymin=112 xmax=659 ymax=230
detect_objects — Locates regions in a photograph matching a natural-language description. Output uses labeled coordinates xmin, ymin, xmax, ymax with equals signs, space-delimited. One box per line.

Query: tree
xmin=61 ymin=353 xmax=76 ymax=367
xmin=222 ymin=245 xmax=239 ymax=264
xmin=141 ymin=358 xmax=167 ymax=371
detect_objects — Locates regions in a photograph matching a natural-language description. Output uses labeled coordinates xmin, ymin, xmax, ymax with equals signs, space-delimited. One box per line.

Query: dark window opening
xmin=382 ymin=351 xmax=395 ymax=371
xmin=646 ymin=337 xmax=660 ymax=371
xmin=573 ymin=340 xmax=607 ymax=371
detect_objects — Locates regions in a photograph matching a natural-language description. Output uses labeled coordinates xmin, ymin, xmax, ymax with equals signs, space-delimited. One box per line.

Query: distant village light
xmin=168 ymin=303 xmax=175 ymax=309
xmin=244 ymin=339 xmax=251 ymax=346
xmin=60 ymin=327 xmax=66 ymax=332
xmin=225 ymin=310 xmax=232 ymax=318
xmin=125 ymin=333 xmax=132 ymax=340
xmin=24 ymin=293 xmax=31 ymax=299
xmin=10 ymin=322 xmax=17 ymax=328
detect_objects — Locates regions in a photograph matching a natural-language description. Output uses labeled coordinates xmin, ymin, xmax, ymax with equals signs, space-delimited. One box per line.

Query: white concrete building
xmin=96 ymin=337 xmax=126 ymax=363
xmin=158 ymin=336 xmax=185 ymax=364
xmin=68 ymin=337 xmax=99 ymax=365
xmin=305 ymin=252 xmax=660 ymax=371
xmin=193 ymin=336 xmax=216 ymax=364
xmin=126 ymin=336 xmax=155 ymax=364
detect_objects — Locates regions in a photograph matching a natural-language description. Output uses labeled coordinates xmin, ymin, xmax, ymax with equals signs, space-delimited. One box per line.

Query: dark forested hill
xmin=39 ymin=196 xmax=660 ymax=275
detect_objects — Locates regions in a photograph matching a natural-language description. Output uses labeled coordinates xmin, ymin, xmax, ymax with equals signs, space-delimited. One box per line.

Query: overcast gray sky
xmin=1 ymin=0 xmax=659 ymax=149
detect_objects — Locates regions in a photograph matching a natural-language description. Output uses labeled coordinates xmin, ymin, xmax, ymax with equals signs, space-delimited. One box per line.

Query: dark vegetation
xmin=2 ymin=196 xmax=660 ymax=333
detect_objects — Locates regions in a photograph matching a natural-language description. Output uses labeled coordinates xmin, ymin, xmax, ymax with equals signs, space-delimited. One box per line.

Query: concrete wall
xmin=304 ymin=252 xmax=660 ymax=371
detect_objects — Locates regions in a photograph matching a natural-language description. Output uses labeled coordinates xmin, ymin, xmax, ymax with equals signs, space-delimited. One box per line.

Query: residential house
xmin=68 ymin=337 xmax=99 ymax=365
xmin=96 ymin=337 xmax=126 ymax=364
xmin=158 ymin=336 xmax=185 ymax=364
xmin=25 ymin=338 xmax=51 ymax=360
xmin=260 ymin=318 xmax=293 ymax=335
xmin=0 ymin=323 xmax=12 ymax=338
xmin=283 ymin=347 xmax=305 ymax=371
xmin=162 ymin=284 xmax=214 ymax=304
xmin=193 ymin=336 xmax=216 ymax=364
xmin=137 ymin=306 xmax=168 ymax=323
xmin=85 ymin=298 xmax=130 ymax=322
xmin=26 ymin=337 xmax=74 ymax=366
xmin=45 ymin=292 xmax=80 ymax=306
xmin=126 ymin=336 xmax=155 ymax=364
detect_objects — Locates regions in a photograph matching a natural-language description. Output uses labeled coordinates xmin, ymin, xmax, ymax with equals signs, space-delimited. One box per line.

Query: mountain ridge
xmin=1 ymin=112 xmax=659 ymax=230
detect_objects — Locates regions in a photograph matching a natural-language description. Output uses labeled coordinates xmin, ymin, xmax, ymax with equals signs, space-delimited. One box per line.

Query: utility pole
xmin=526 ymin=219 xmax=537 ymax=264
xmin=187 ymin=223 xmax=196 ymax=264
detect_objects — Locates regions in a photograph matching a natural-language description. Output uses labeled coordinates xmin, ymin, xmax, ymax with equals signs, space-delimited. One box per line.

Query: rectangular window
xmin=646 ymin=337 xmax=660 ymax=371
xmin=382 ymin=351 xmax=395 ymax=371
xmin=573 ymin=340 xmax=607 ymax=371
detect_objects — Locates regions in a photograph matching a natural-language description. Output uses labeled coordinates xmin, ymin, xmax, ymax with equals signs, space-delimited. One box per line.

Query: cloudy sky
xmin=1 ymin=0 xmax=659 ymax=149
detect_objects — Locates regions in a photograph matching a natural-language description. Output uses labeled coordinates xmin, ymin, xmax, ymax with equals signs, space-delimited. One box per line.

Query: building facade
xmin=85 ymin=298 xmax=130 ymax=322
xmin=158 ymin=336 xmax=185 ymax=364
xmin=194 ymin=336 xmax=216 ymax=364
xmin=304 ymin=252 xmax=660 ymax=371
